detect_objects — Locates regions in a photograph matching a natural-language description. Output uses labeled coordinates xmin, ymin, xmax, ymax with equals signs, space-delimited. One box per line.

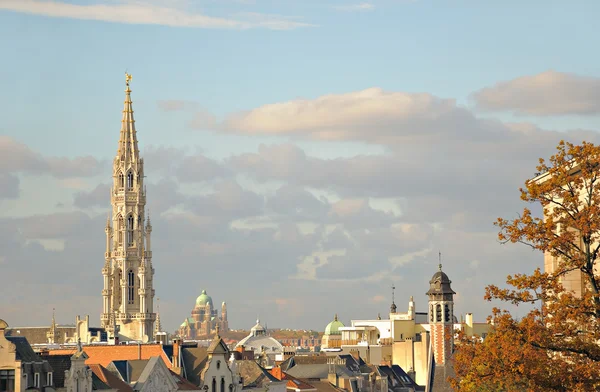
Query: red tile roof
xmin=46 ymin=344 xmax=172 ymax=369
xmin=89 ymin=364 xmax=134 ymax=392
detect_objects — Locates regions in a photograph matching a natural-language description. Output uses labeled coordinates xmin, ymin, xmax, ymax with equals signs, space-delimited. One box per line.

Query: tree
xmin=451 ymin=141 xmax=600 ymax=391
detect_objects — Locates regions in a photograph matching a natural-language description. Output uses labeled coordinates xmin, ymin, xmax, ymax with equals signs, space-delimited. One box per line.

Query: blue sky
xmin=1 ymin=0 xmax=600 ymax=333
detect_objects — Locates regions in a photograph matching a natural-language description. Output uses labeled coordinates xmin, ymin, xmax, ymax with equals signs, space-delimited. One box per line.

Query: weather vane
xmin=125 ymin=72 xmax=132 ymax=86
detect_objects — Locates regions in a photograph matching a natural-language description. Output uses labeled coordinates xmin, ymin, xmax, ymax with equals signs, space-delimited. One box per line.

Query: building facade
xmin=0 ymin=318 xmax=55 ymax=391
xmin=322 ymin=265 xmax=490 ymax=387
xmin=178 ymin=290 xmax=229 ymax=339
xmin=100 ymin=73 xmax=156 ymax=342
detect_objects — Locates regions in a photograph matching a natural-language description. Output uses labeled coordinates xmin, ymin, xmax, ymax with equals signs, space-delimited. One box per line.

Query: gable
xmin=134 ymin=356 xmax=178 ymax=392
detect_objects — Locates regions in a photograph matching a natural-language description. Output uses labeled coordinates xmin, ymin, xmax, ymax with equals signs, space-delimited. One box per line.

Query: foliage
xmin=451 ymin=141 xmax=600 ymax=391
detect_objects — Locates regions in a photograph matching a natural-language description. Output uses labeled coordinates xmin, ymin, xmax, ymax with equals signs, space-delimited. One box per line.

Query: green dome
xmin=195 ymin=290 xmax=214 ymax=308
xmin=324 ymin=314 xmax=344 ymax=335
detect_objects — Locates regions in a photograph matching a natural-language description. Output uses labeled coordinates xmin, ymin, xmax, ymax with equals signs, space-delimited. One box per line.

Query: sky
xmin=1 ymin=0 xmax=600 ymax=334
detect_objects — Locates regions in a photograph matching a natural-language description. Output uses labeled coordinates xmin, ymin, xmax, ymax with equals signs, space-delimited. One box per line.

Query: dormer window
xmin=47 ymin=372 xmax=53 ymax=386
xmin=34 ymin=372 xmax=40 ymax=388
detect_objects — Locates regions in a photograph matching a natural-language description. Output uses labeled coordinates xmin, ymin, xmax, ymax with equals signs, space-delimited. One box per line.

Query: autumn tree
xmin=452 ymin=141 xmax=600 ymax=392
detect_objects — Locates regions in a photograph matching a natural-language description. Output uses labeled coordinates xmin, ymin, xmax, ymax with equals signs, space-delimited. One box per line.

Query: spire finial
xmin=77 ymin=337 xmax=82 ymax=352
xmin=391 ymin=284 xmax=396 ymax=304
xmin=215 ymin=323 xmax=220 ymax=338
xmin=334 ymin=313 xmax=338 ymax=321
xmin=439 ymin=251 xmax=442 ymax=271
xmin=125 ymin=72 xmax=132 ymax=87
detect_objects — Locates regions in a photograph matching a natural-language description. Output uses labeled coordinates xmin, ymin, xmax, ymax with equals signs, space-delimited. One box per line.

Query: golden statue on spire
xmin=125 ymin=72 xmax=132 ymax=86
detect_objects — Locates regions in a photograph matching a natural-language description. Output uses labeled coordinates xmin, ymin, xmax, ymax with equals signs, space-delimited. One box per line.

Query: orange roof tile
xmin=46 ymin=344 xmax=172 ymax=369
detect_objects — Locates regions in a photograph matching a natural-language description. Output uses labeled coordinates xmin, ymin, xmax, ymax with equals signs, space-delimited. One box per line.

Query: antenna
xmin=391 ymin=284 xmax=396 ymax=304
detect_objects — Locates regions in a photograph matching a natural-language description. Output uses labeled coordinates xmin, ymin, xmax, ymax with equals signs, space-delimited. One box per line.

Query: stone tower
xmin=426 ymin=263 xmax=455 ymax=365
xmin=101 ymin=73 xmax=155 ymax=342
xmin=221 ymin=302 xmax=228 ymax=331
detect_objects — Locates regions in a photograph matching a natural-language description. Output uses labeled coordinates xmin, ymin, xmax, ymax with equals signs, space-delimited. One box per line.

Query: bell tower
xmin=426 ymin=257 xmax=455 ymax=365
xmin=101 ymin=73 xmax=156 ymax=342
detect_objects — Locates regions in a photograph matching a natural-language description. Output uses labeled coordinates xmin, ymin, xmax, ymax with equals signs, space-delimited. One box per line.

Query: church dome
xmin=195 ymin=290 xmax=214 ymax=308
xmin=324 ymin=314 xmax=344 ymax=336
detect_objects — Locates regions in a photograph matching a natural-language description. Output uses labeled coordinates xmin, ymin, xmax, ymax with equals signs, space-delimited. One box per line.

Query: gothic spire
xmin=117 ymin=73 xmax=139 ymax=161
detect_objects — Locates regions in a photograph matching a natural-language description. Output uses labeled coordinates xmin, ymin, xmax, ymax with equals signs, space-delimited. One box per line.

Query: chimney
xmin=465 ymin=313 xmax=473 ymax=328
xmin=173 ymin=338 xmax=182 ymax=369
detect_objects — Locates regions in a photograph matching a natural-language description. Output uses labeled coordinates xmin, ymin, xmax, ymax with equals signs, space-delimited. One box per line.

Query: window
xmin=444 ymin=304 xmax=450 ymax=322
xmin=436 ymin=304 xmax=442 ymax=322
xmin=212 ymin=378 xmax=216 ymax=392
xmin=119 ymin=173 xmax=124 ymax=188
xmin=128 ymin=270 xmax=135 ymax=304
xmin=0 ymin=370 xmax=15 ymax=391
xmin=34 ymin=373 xmax=40 ymax=388
xmin=47 ymin=372 xmax=53 ymax=386
xmin=127 ymin=215 xmax=134 ymax=246
xmin=430 ymin=305 xmax=434 ymax=322
xmin=221 ymin=377 xmax=225 ymax=392
xmin=127 ymin=171 xmax=134 ymax=189
xmin=217 ymin=360 xmax=221 ymax=370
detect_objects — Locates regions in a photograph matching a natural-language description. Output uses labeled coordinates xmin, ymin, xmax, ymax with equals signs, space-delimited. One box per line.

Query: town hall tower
xmin=101 ymin=74 xmax=155 ymax=342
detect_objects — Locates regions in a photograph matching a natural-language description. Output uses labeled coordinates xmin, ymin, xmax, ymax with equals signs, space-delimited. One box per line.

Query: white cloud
xmin=333 ymin=3 xmax=375 ymax=12
xmin=472 ymin=70 xmax=600 ymax=116
xmin=0 ymin=0 xmax=313 ymax=30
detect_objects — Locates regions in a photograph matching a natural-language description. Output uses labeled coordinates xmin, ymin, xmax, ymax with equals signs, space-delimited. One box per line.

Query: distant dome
xmin=195 ymin=290 xmax=214 ymax=308
xmin=324 ymin=314 xmax=344 ymax=336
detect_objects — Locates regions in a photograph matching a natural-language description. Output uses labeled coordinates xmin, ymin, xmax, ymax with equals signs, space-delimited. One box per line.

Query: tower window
xmin=127 ymin=215 xmax=134 ymax=246
xmin=445 ymin=304 xmax=450 ymax=322
xmin=221 ymin=377 xmax=225 ymax=392
xmin=127 ymin=171 xmax=134 ymax=189
xmin=212 ymin=378 xmax=216 ymax=392
xmin=119 ymin=173 xmax=124 ymax=188
xmin=436 ymin=304 xmax=442 ymax=322
xmin=128 ymin=270 xmax=135 ymax=304
xmin=430 ymin=305 xmax=434 ymax=322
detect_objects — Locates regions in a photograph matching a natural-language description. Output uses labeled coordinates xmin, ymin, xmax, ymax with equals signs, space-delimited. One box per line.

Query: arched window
xmin=221 ymin=378 xmax=225 ymax=392
xmin=217 ymin=361 xmax=221 ymax=370
xmin=127 ymin=215 xmax=134 ymax=246
xmin=119 ymin=173 xmax=124 ymax=188
xmin=444 ymin=304 xmax=450 ymax=322
xmin=212 ymin=378 xmax=216 ymax=392
xmin=127 ymin=171 xmax=134 ymax=189
xmin=128 ymin=270 xmax=135 ymax=304
xmin=436 ymin=304 xmax=442 ymax=322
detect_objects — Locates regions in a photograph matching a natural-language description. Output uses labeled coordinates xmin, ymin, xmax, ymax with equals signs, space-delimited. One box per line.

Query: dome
xmin=324 ymin=314 xmax=344 ymax=336
xmin=251 ymin=319 xmax=266 ymax=336
xmin=195 ymin=290 xmax=214 ymax=308
xmin=426 ymin=265 xmax=456 ymax=296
